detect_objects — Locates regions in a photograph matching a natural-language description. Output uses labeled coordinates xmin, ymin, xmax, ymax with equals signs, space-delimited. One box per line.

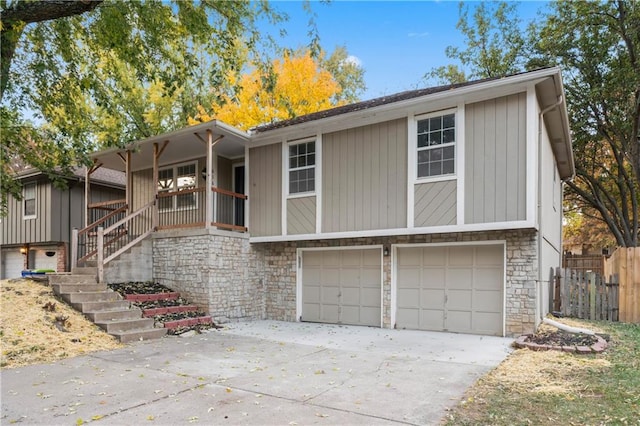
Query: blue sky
xmin=260 ymin=1 xmax=551 ymax=100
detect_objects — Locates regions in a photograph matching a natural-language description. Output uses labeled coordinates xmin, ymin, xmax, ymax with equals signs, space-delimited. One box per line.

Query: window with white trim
xmin=23 ymin=183 xmax=36 ymax=219
xmin=288 ymin=140 xmax=315 ymax=194
xmin=157 ymin=162 xmax=197 ymax=210
xmin=416 ymin=112 xmax=456 ymax=178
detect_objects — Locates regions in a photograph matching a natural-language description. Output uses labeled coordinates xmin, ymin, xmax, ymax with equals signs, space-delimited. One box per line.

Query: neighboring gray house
xmin=80 ymin=67 xmax=574 ymax=337
xmin=0 ymin=168 xmax=125 ymax=279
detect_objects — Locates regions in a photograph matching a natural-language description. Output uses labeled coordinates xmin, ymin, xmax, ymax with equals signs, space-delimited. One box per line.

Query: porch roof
xmin=91 ymin=121 xmax=250 ymax=172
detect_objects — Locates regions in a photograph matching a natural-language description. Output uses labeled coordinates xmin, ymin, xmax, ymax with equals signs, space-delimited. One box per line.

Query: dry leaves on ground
xmin=0 ymin=279 xmax=122 ymax=369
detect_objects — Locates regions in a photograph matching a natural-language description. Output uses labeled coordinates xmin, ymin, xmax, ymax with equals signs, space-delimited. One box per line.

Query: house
xmin=79 ymin=67 xmax=574 ymax=337
xmin=0 ymin=168 xmax=125 ymax=279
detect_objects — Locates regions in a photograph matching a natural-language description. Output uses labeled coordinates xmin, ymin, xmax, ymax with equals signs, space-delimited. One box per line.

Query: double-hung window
xmin=416 ymin=112 xmax=456 ymax=179
xmin=23 ymin=183 xmax=36 ymax=219
xmin=157 ymin=162 xmax=197 ymax=210
xmin=289 ymin=140 xmax=316 ymax=195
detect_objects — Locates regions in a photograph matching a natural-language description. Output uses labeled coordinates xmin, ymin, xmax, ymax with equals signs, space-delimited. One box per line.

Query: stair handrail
xmin=71 ymin=203 xmax=129 ymax=269
xmin=97 ymin=199 xmax=156 ymax=283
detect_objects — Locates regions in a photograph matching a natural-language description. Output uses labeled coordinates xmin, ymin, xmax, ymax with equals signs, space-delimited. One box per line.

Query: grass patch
xmin=0 ymin=279 xmax=123 ymax=369
xmin=445 ymin=319 xmax=640 ymax=425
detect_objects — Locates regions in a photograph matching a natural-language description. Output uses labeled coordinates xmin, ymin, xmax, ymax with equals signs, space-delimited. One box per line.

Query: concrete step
xmin=111 ymin=327 xmax=168 ymax=343
xmin=71 ymin=267 xmax=97 ymax=275
xmin=72 ymin=299 xmax=131 ymax=313
xmin=52 ymin=283 xmax=107 ymax=294
xmin=84 ymin=307 xmax=143 ymax=322
xmin=95 ymin=318 xmax=156 ymax=333
xmin=49 ymin=274 xmax=97 ymax=285
xmin=61 ymin=291 xmax=121 ymax=304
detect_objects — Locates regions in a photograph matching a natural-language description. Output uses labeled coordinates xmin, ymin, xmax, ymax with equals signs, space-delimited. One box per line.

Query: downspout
xmin=538 ymin=95 xmax=564 ymax=322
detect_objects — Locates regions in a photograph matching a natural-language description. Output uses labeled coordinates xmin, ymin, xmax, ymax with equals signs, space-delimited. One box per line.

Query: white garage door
xmin=1 ymin=250 xmax=24 ymax=279
xmin=302 ymin=248 xmax=382 ymax=327
xmin=396 ymin=244 xmax=504 ymax=336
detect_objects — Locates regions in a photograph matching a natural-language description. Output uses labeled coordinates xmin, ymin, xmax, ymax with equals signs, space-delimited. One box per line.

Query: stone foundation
xmin=254 ymin=229 xmax=539 ymax=336
xmin=152 ymin=228 xmax=264 ymax=324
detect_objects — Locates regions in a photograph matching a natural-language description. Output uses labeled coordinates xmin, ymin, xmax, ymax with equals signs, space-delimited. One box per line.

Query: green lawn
xmin=445 ymin=320 xmax=640 ymax=425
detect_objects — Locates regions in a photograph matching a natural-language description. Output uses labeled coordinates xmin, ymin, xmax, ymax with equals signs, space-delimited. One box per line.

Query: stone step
xmin=142 ymin=305 xmax=199 ymax=317
xmin=61 ymin=291 xmax=121 ymax=304
xmin=84 ymin=307 xmax=143 ymax=322
xmin=162 ymin=316 xmax=213 ymax=329
xmin=72 ymin=299 xmax=132 ymax=313
xmin=52 ymin=283 xmax=107 ymax=294
xmin=95 ymin=318 xmax=156 ymax=333
xmin=49 ymin=274 xmax=97 ymax=285
xmin=111 ymin=327 xmax=168 ymax=343
xmin=71 ymin=267 xmax=98 ymax=275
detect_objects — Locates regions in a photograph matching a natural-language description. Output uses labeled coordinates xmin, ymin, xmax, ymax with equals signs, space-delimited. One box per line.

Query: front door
xmin=233 ymin=165 xmax=245 ymax=227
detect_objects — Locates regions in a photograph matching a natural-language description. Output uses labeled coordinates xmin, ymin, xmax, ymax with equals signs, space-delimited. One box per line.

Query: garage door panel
xmin=475 ymin=290 xmax=502 ymax=312
xmin=475 ymin=269 xmax=503 ymax=290
xmin=448 ymin=246 xmax=474 ymax=265
xmin=398 ymin=288 xmax=420 ymax=308
xmin=419 ymin=289 xmax=445 ymax=309
xmin=396 ymin=308 xmax=420 ymax=328
xmin=302 ymin=248 xmax=381 ymax=327
xmin=422 ymin=247 xmax=447 ymax=266
xmin=447 ymin=268 xmax=472 ymax=289
xmin=421 ymin=269 xmax=446 ymax=288
xmin=477 ymin=246 xmax=503 ymax=265
xmin=2 ymin=250 xmax=24 ymax=279
xmin=302 ymin=286 xmax=320 ymax=303
xmin=447 ymin=289 xmax=472 ymax=310
xmin=302 ymin=303 xmax=320 ymax=321
xmin=420 ymin=309 xmax=445 ymax=330
xmin=396 ymin=245 xmax=504 ymax=336
xmin=360 ymin=288 xmax=381 ymax=307
xmin=447 ymin=311 xmax=472 ymax=332
xmin=474 ymin=312 xmax=502 ymax=334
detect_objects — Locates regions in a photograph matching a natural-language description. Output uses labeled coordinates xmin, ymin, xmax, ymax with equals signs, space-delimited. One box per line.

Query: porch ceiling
xmin=92 ymin=121 xmax=249 ymax=172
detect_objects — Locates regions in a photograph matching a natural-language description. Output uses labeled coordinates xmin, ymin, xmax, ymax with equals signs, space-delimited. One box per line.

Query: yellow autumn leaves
xmin=189 ymin=51 xmax=344 ymax=130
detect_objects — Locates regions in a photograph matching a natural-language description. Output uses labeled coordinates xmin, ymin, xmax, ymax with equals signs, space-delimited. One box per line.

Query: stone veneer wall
xmin=254 ymin=229 xmax=539 ymax=336
xmin=152 ymin=228 xmax=264 ymax=324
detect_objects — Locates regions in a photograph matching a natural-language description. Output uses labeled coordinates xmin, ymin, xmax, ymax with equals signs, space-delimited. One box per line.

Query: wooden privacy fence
xmin=562 ymin=254 xmax=605 ymax=275
xmin=555 ymin=268 xmax=619 ymax=321
xmin=605 ymin=247 xmax=640 ymax=323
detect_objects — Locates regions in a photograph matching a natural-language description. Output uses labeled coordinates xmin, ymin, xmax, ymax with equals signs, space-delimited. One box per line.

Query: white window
xmin=416 ymin=112 xmax=456 ymax=179
xmin=289 ymin=140 xmax=316 ymax=195
xmin=157 ymin=162 xmax=197 ymax=210
xmin=23 ymin=183 xmax=36 ymax=219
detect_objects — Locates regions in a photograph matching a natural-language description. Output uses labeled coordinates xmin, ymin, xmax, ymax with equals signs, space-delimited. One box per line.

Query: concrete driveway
xmin=1 ymin=321 xmax=512 ymax=425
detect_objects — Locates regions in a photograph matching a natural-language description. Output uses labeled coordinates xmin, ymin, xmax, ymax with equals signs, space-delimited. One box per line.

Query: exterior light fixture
xmin=383 ymin=246 xmax=390 ymax=257
xmin=19 ymin=246 xmax=28 ymax=255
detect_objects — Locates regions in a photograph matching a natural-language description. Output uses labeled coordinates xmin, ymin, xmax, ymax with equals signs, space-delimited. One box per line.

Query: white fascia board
xmin=249 ymin=219 xmax=536 ymax=243
xmin=248 ymin=69 xmax=560 ymax=147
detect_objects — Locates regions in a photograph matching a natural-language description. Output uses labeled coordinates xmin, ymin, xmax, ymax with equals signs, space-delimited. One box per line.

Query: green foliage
xmin=319 ymin=46 xmax=366 ymax=103
xmin=428 ymin=0 xmax=640 ymax=247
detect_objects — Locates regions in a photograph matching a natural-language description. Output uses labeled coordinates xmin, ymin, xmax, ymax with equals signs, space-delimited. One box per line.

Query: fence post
xmin=71 ymin=228 xmax=78 ymax=271
xmin=588 ymin=272 xmax=596 ymax=320
xmin=97 ymin=226 xmax=104 ymax=283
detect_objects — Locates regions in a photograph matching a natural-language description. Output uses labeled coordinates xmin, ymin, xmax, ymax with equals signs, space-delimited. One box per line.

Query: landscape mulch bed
xmin=525 ymin=329 xmax=599 ymax=347
xmin=108 ymin=281 xmax=173 ymax=294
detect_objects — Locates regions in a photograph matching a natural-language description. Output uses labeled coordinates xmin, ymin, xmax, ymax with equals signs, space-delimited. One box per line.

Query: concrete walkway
xmin=1 ymin=321 xmax=513 ymax=425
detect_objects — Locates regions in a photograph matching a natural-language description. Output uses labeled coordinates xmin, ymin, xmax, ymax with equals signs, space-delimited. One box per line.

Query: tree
xmin=190 ymin=50 xmax=362 ymax=130
xmin=0 ymin=0 xmax=294 ymax=215
xmin=428 ymin=1 xmax=640 ymax=247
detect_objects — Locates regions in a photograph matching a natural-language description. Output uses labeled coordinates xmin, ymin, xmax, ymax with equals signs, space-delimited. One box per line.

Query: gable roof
xmin=15 ymin=167 xmax=125 ymax=188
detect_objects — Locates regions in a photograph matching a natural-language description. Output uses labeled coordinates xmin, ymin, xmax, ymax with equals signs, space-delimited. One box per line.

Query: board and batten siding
xmin=1 ymin=180 xmax=53 ymax=245
xmin=287 ymin=196 xmax=316 ymax=235
xmin=414 ymin=180 xmax=456 ymax=227
xmin=249 ymin=143 xmax=282 ymax=237
xmin=464 ymin=93 xmax=527 ymax=224
xmin=322 ymin=118 xmax=407 ymax=233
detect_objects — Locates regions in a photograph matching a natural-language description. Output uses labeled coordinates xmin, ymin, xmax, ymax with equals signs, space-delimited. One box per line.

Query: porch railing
xmin=213 ymin=187 xmax=247 ymax=232
xmin=88 ymin=198 xmax=127 ymax=227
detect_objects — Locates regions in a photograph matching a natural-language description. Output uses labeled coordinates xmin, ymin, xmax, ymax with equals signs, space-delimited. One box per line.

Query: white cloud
xmin=345 ymin=55 xmax=362 ymax=67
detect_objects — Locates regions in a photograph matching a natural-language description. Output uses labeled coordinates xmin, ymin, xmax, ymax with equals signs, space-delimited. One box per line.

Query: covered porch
xmin=72 ymin=121 xmax=250 ymax=281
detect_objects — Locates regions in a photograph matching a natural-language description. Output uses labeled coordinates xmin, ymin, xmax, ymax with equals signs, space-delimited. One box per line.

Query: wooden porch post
xmin=126 ymin=150 xmax=132 ymax=212
xmin=84 ymin=166 xmax=90 ymax=228
xmin=206 ymin=130 xmax=213 ymax=229
xmin=153 ymin=143 xmax=159 ymax=230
